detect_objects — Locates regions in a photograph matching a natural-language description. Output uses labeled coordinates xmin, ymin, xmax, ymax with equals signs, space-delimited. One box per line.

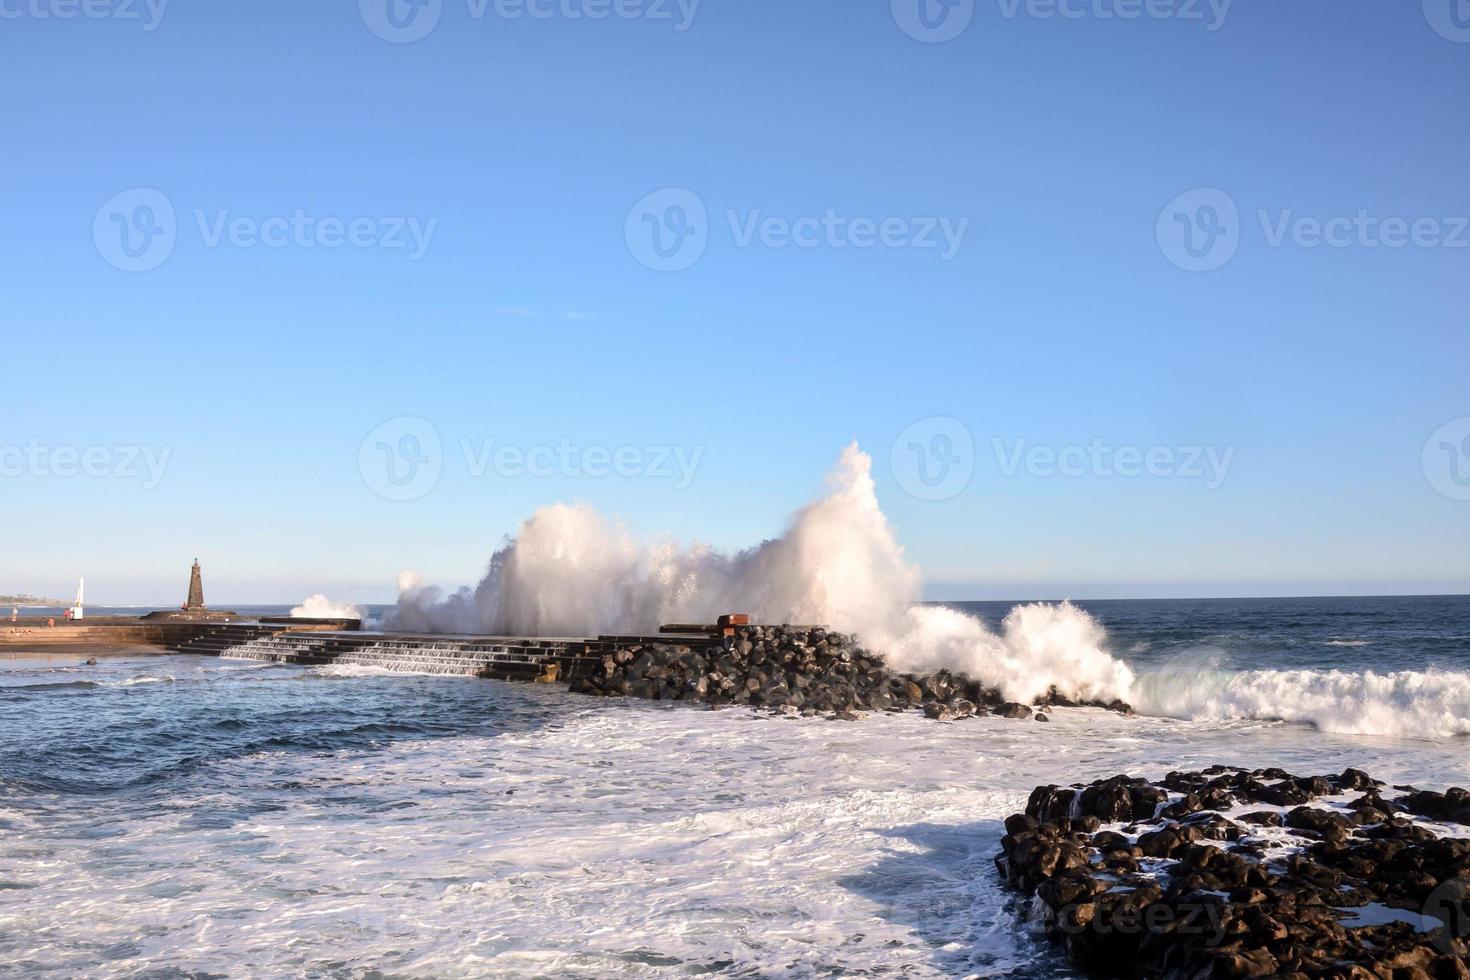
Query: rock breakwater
xmin=567 ymin=624 xmax=1132 ymax=720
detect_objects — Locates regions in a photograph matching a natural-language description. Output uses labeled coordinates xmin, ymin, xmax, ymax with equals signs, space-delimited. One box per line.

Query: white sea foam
xmin=3 ymin=671 xmax=1467 ymax=979
xmin=1130 ymin=666 xmax=1470 ymax=738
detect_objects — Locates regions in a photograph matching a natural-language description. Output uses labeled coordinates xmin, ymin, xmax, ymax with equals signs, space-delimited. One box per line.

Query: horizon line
xmin=25 ymin=591 xmax=1470 ymax=608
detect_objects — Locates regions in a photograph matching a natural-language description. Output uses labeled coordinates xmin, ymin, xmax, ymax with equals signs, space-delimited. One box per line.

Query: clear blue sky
xmin=3 ymin=0 xmax=1468 ymax=605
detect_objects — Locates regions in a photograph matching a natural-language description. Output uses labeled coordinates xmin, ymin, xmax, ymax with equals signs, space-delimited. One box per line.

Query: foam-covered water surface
xmin=2 ymin=653 xmax=1467 ymax=977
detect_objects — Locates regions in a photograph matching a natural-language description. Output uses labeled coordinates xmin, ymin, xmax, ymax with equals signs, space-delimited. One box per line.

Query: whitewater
xmin=1 ymin=652 xmax=1467 ymax=978
xmin=381 ymin=443 xmax=1470 ymax=740
xmin=5 ymin=445 xmax=1465 ymax=977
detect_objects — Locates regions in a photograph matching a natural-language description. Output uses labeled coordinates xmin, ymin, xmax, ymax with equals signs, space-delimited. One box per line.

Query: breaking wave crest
xmin=382 ymin=441 xmax=1468 ymax=736
xmin=291 ymin=595 xmax=363 ymax=619
xmin=1130 ymin=666 xmax=1470 ymax=738
xmin=387 ymin=443 xmax=1134 ymax=705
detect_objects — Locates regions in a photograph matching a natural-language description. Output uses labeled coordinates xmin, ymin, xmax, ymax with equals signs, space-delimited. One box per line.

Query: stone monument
xmin=184 ymin=558 xmax=206 ymax=612
xmin=141 ymin=559 xmax=237 ymax=622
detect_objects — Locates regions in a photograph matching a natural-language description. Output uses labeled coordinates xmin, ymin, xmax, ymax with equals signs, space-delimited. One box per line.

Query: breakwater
xmin=5 ymin=618 xmax=1133 ymax=721
xmin=1 ymin=618 xmax=358 ymax=651
xmin=194 ymin=625 xmax=712 ymax=683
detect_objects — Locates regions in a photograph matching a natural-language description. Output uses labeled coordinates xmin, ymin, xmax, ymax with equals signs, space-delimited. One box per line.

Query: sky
xmin=3 ymin=0 xmax=1469 ymax=606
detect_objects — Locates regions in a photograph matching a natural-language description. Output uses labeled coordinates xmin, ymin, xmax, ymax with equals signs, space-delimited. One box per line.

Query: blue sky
xmin=3 ymin=0 xmax=1469 ymax=605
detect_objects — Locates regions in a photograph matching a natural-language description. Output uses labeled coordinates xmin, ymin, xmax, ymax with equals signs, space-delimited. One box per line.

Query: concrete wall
xmin=0 ymin=620 xmax=354 ymax=648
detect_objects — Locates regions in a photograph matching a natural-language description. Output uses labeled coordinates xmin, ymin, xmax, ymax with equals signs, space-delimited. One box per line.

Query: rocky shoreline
xmin=567 ymin=624 xmax=1132 ymax=720
xmin=998 ymin=766 xmax=1470 ymax=978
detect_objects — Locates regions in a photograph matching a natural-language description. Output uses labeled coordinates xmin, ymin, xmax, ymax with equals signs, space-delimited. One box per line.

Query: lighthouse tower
xmin=70 ymin=578 xmax=85 ymax=621
xmin=184 ymin=559 xmax=206 ymax=612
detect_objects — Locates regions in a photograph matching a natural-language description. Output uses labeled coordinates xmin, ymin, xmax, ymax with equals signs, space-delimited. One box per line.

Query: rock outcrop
xmin=998 ymin=766 xmax=1470 ymax=977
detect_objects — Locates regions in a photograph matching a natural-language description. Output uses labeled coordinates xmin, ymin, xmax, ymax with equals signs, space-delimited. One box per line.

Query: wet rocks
xmin=997 ymin=766 xmax=1470 ymax=978
xmin=1402 ymin=788 xmax=1470 ymax=826
xmin=566 ymin=624 xmax=1134 ymax=723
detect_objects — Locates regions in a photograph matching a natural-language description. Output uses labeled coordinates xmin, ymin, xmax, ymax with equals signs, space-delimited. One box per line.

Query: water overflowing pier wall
xmin=2 ymin=613 xmax=726 ymax=686
xmin=170 ymin=623 xmax=722 ymax=683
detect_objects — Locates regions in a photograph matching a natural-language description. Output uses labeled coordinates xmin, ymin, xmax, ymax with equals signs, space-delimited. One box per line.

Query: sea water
xmin=1 ymin=596 xmax=1467 ymax=977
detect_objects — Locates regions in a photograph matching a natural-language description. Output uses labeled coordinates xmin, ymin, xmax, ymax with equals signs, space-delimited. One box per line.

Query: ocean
xmin=2 ymin=595 xmax=1467 ymax=977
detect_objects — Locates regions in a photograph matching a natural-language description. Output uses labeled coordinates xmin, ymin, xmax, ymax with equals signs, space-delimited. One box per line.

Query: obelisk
xmin=185 ymin=558 xmax=206 ymax=612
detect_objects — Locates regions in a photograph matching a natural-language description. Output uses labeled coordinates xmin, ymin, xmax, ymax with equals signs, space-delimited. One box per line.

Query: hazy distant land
xmin=0 ymin=594 xmax=66 ymax=607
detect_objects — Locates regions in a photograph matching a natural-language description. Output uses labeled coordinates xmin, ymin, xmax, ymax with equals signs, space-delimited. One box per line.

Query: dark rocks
xmin=1285 ymin=805 xmax=1352 ymax=839
xmin=1400 ymin=788 xmax=1470 ymax=826
xmin=566 ymin=623 xmax=1133 ymax=724
xmin=998 ymin=767 xmax=1470 ymax=978
xmin=1240 ymin=810 xmax=1284 ymax=827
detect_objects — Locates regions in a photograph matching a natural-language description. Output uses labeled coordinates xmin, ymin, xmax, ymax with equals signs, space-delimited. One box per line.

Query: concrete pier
xmin=173 ymin=624 xmax=720 ymax=682
xmin=1 ymin=616 xmax=724 ymax=684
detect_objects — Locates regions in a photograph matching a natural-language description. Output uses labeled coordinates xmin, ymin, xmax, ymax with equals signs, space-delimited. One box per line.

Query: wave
xmin=0 ymin=680 xmax=101 ymax=692
xmin=375 ymin=441 xmax=1466 ymax=736
xmin=1 ymin=676 xmax=180 ymax=693
xmin=312 ymin=664 xmax=418 ymax=679
xmin=1129 ymin=666 xmax=1470 ymax=738
xmin=291 ymin=595 xmax=363 ymax=619
xmin=387 ymin=443 xmax=1135 ymax=706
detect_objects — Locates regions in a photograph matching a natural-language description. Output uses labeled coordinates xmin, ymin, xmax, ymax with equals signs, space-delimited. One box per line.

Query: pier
xmin=1 ymin=615 xmax=728 ymax=685
xmin=165 ymin=622 xmax=723 ymax=682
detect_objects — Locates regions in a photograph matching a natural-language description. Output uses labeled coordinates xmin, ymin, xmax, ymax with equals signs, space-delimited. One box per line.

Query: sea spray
xmin=388 ymin=443 xmax=1136 ymax=705
xmin=291 ymin=595 xmax=363 ymax=620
